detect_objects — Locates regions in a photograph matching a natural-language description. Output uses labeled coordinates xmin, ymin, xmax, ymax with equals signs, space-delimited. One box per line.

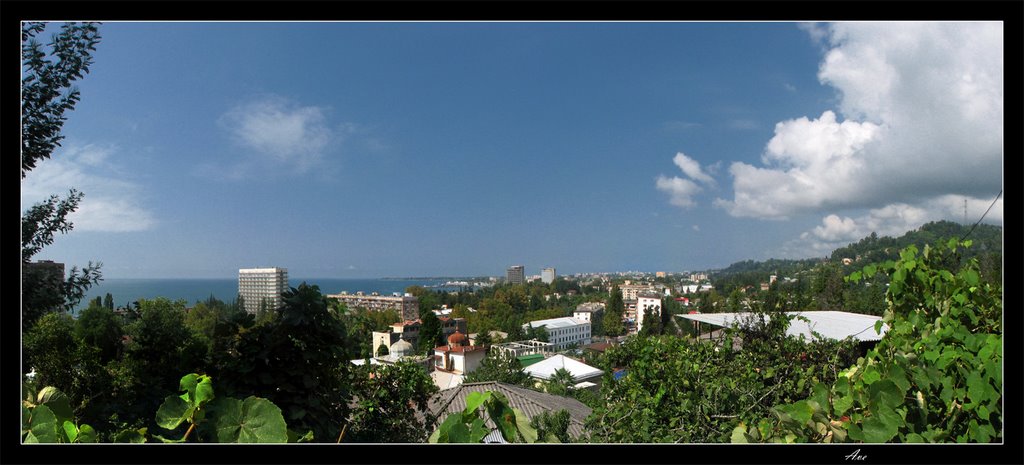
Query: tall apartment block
xmin=326 ymin=291 xmax=420 ymax=321
xmin=541 ymin=267 xmax=556 ymax=284
xmin=506 ymin=265 xmax=525 ymax=285
xmin=238 ymin=267 xmax=289 ymax=314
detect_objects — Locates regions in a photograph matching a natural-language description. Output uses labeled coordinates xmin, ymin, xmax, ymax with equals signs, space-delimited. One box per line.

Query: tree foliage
xmin=212 ymin=283 xmax=350 ymax=442
xmin=346 ymin=361 xmax=439 ymax=442
xmin=735 ymin=240 xmax=1002 ymax=443
xmin=603 ymin=285 xmax=625 ymax=337
xmin=463 ymin=351 xmax=531 ymax=387
xmin=429 ymin=391 xmax=541 ymax=443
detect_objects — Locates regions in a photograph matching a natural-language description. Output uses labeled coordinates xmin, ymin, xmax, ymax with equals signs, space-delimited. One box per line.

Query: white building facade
xmin=541 ymin=267 xmax=556 ymax=284
xmin=238 ymin=267 xmax=289 ymax=314
xmin=523 ymin=317 xmax=591 ymax=351
xmin=636 ymin=293 xmax=662 ymax=335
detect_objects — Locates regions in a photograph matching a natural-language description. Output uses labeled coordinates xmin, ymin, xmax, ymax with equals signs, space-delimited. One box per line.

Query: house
xmin=433 ymin=331 xmax=486 ymax=377
xmin=677 ymin=310 xmax=889 ymax=344
xmin=425 ymin=381 xmax=594 ymax=442
xmin=573 ymin=302 xmax=605 ymax=323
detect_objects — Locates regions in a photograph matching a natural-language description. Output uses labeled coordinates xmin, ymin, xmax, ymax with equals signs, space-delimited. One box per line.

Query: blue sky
xmin=22 ymin=22 xmax=1004 ymax=279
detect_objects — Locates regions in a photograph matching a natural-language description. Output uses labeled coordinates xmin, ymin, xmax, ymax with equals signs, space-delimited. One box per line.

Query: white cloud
xmin=717 ymin=22 xmax=1002 ymax=226
xmin=655 ymin=175 xmax=701 ymax=208
xmin=692 ymin=225 xmax=700 ymax=232
xmin=656 ymin=152 xmax=717 ymax=209
xmin=783 ymin=194 xmax=1003 ymax=258
xmin=798 ymin=22 xmax=829 ymax=46
xmin=219 ymin=95 xmax=337 ymax=173
xmin=21 ymin=143 xmax=156 ymax=232
xmin=672 ymin=152 xmax=716 ymax=185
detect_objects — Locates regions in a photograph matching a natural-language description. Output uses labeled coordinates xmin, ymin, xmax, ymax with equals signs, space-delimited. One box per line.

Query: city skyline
xmin=21 ymin=21 xmax=1004 ymax=279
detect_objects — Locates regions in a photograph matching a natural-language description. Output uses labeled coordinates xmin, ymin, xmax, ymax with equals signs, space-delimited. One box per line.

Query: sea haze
xmin=73 ymin=278 xmax=452 ymax=312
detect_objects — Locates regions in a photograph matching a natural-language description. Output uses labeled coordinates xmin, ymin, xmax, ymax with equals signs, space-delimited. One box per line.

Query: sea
xmin=72 ymin=278 xmax=459 ymax=313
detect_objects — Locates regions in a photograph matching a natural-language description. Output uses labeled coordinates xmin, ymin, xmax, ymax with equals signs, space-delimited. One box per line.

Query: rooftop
xmin=677 ymin=310 xmax=888 ymax=342
xmin=425 ymin=381 xmax=592 ymax=441
xmin=523 ymin=354 xmax=603 ymax=381
xmin=524 ymin=316 xmax=587 ymax=330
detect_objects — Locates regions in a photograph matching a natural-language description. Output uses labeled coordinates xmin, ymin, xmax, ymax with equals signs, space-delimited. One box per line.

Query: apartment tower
xmin=506 ymin=265 xmax=525 ymax=285
xmin=238 ymin=267 xmax=289 ymax=314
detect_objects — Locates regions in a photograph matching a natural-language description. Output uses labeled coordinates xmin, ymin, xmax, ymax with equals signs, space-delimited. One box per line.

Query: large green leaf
xmin=484 ymin=392 xmax=518 ymax=442
xmin=36 ymin=386 xmax=73 ymax=422
xmin=62 ymin=421 xmax=78 ymax=443
xmin=179 ymin=373 xmax=200 ymax=401
xmin=208 ymin=396 xmax=288 ymax=443
xmin=155 ymin=394 xmax=191 ymax=431
xmin=464 ymin=391 xmax=490 ymax=416
xmin=468 ymin=418 xmax=489 ymax=443
xmin=77 ymin=424 xmax=98 ymax=443
xmin=861 ymin=407 xmax=901 ymax=443
xmin=868 ymin=380 xmax=904 ymax=411
xmin=512 ymin=407 xmax=539 ymax=443
xmin=431 ymin=413 xmax=464 ymax=443
xmin=25 ymin=405 xmax=61 ymax=443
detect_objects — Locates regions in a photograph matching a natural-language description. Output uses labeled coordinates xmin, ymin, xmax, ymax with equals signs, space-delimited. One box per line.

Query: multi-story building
xmin=238 ymin=267 xmax=288 ymax=314
xmin=506 ymin=265 xmax=525 ymax=285
xmin=541 ymin=267 xmax=556 ymax=284
xmin=327 ymin=291 xmax=420 ymax=320
xmin=573 ymin=302 xmax=605 ymax=323
xmin=636 ymin=292 xmax=662 ymax=335
xmin=620 ymin=282 xmax=656 ymax=301
xmin=523 ymin=317 xmax=591 ymax=351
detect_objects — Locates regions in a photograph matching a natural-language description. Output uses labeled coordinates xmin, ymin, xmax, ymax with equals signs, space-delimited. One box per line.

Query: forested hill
xmin=828 ymin=220 xmax=1001 ymax=264
xmin=713 ymin=220 xmax=1002 ymax=280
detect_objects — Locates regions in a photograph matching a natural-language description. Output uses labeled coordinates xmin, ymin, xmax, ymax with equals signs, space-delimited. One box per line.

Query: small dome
xmin=447 ymin=331 xmax=467 ymax=345
xmin=390 ymin=337 xmax=413 ymax=357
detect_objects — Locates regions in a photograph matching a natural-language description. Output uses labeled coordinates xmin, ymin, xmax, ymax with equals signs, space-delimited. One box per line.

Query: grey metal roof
xmin=678 ymin=310 xmax=888 ymax=342
xmin=425 ymin=381 xmax=592 ymax=441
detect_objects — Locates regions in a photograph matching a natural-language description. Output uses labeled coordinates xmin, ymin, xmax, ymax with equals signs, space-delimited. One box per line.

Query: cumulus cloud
xmin=782 ymin=194 xmax=1003 ymax=258
xmin=219 ymin=95 xmax=338 ymax=173
xmin=21 ymin=143 xmax=156 ymax=232
xmin=656 ymin=152 xmax=717 ymax=209
xmin=716 ymin=22 xmax=1002 ymax=236
xmin=656 ymin=175 xmax=702 ymax=208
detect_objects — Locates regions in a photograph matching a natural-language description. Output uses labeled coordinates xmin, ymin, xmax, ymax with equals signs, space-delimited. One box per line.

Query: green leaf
xmin=863 ymin=264 xmax=877 ymax=278
xmin=432 ymin=413 xmax=464 ymax=443
xmin=195 ymin=375 xmax=215 ymax=406
xmin=468 ymin=418 xmax=489 ymax=443
xmin=286 ymin=429 xmax=314 ymax=443
xmin=848 ymin=271 xmax=862 ymax=282
xmin=966 ymin=372 xmax=989 ymax=404
xmin=786 ymin=400 xmax=814 ymax=425
xmin=964 ymin=269 xmax=979 ymax=286
xmin=179 ymin=373 xmax=200 ymax=403
xmin=446 ymin=421 xmax=471 ymax=443
xmin=833 ymin=395 xmax=854 ymax=416
xmin=874 ymin=320 xmax=884 ymax=335
xmin=905 ymin=432 xmax=926 ymax=443
xmin=155 ymin=395 xmax=190 ymax=431
xmin=861 ymin=365 xmax=881 ymax=385
xmin=113 ymin=428 xmax=147 ymax=443
xmin=208 ymin=396 xmax=288 ymax=443
xmin=512 ymin=407 xmax=539 ymax=443
xmin=861 ymin=407 xmax=901 ymax=443
xmin=869 ymin=380 xmax=904 ymax=410
xmin=486 ymin=394 xmax=519 ymax=443
xmin=77 ymin=424 xmax=98 ymax=443
xmin=731 ymin=424 xmax=749 ymax=443
xmin=464 ymin=391 xmax=490 ymax=416
xmin=26 ymin=405 xmax=61 ymax=443
xmin=62 ymin=420 xmax=78 ymax=443
xmin=36 ymin=386 xmax=73 ymax=423
xmin=152 ymin=434 xmax=186 ymax=443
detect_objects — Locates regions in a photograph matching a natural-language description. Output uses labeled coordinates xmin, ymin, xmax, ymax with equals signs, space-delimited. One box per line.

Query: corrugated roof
xmin=426 ymin=381 xmax=592 ymax=440
xmin=525 ymin=317 xmax=587 ymax=330
xmin=523 ymin=354 xmax=603 ymax=381
xmin=677 ymin=310 xmax=888 ymax=342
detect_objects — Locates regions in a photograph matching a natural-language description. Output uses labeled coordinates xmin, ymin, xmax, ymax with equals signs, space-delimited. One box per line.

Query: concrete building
xmin=573 ymin=302 xmax=605 ymax=323
xmin=238 ymin=267 xmax=288 ymax=314
xmin=523 ymin=354 xmax=604 ymax=392
xmin=636 ymin=292 xmax=662 ymax=335
xmin=523 ymin=317 xmax=591 ymax=351
xmin=620 ymin=282 xmax=656 ymax=301
xmin=541 ymin=267 xmax=556 ymax=284
xmin=506 ymin=265 xmax=525 ymax=285
xmin=327 ymin=291 xmax=420 ymax=321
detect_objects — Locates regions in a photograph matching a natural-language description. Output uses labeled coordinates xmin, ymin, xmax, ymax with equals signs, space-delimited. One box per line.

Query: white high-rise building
xmin=238 ymin=267 xmax=289 ymax=314
xmin=541 ymin=267 xmax=556 ymax=284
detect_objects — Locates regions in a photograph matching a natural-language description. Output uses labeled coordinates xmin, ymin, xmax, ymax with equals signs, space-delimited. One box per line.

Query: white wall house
xmin=635 ymin=294 xmax=662 ymax=335
xmin=523 ymin=317 xmax=591 ymax=351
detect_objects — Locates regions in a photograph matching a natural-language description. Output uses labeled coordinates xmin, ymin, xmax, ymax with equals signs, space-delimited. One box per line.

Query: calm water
xmin=73 ymin=278 xmax=453 ymax=312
